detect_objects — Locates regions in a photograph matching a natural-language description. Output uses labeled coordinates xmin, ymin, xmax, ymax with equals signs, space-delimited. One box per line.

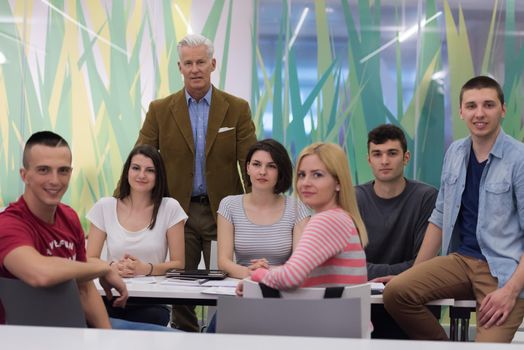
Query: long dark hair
xmin=116 ymin=144 xmax=169 ymax=229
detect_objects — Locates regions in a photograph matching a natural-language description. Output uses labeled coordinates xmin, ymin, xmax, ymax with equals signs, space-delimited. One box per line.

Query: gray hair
xmin=177 ymin=34 xmax=214 ymax=58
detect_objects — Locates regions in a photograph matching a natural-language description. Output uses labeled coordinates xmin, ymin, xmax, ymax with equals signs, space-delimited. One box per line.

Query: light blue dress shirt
xmin=185 ymin=87 xmax=212 ymax=196
xmin=429 ymin=129 xmax=524 ymax=297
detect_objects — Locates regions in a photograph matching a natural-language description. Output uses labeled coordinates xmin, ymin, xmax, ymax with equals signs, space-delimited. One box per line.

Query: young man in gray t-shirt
xmin=356 ymin=124 xmax=437 ymax=339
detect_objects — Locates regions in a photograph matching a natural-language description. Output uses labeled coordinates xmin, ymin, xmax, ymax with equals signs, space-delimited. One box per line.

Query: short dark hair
xmin=23 ymin=131 xmax=70 ymax=168
xmin=459 ymin=75 xmax=504 ymax=106
xmin=245 ymin=139 xmax=292 ymax=194
xmin=367 ymin=124 xmax=407 ymax=153
xmin=117 ymin=144 xmax=169 ymax=229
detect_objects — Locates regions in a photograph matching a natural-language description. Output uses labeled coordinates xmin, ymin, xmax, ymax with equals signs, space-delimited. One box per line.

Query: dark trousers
xmin=371 ymin=303 xmax=441 ymax=339
xmin=171 ymin=200 xmax=217 ymax=332
xmin=103 ymin=297 xmax=170 ymax=326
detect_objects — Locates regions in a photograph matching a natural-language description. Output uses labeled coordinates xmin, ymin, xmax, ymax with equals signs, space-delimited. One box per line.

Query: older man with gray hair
xmin=134 ymin=33 xmax=257 ymax=331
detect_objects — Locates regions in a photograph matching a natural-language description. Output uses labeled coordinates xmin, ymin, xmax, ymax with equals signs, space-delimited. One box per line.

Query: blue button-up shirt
xmin=186 ymin=87 xmax=212 ymax=196
xmin=429 ymin=129 xmax=524 ymax=297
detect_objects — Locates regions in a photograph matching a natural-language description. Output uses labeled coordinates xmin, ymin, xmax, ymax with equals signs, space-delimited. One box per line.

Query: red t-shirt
xmin=0 ymin=196 xmax=86 ymax=323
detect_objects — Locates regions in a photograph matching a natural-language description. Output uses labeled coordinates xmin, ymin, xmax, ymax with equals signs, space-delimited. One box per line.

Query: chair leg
xmin=450 ymin=318 xmax=458 ymax=341
xmin=460 ymin=318 xmax=470 ymax=342
xmin=449 ymin=306 xmax=473 ymax=342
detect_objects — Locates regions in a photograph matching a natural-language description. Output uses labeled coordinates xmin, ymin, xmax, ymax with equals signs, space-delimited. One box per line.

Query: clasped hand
xmin=236 ymin=258 xmax=270 ymax=297
xmin=248 ymin=258 xmax=269 ymax=271
xmin=111 ymin=253 xmax=147 ymax=277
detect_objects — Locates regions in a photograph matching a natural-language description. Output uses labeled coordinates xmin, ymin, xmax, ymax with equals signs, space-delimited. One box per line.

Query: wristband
xmin=146 ymin=262 xmax=154 ymax=276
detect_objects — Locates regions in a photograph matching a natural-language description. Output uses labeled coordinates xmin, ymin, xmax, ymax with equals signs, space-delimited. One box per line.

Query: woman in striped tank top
xmin=244 ymin=142 xmax=368 ymax=291
xmin=217 ymin=139 xmax=310 ymax=278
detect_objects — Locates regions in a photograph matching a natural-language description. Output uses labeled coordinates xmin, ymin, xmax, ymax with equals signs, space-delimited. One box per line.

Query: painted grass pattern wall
xmin=0 ymin=0 xmax=242 ymax=224
xmin=0 ymin=1 xmax=523 ymax=229
xmin=254 ymin=0 xmax=524 ymax=186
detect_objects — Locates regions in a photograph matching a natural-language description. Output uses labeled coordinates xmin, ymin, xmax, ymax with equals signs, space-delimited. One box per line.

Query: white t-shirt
xmin=86 ymin=197 xmax=187 ymax=264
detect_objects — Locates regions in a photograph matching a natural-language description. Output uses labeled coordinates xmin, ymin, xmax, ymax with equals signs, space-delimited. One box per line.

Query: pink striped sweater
xmin=251 ymin=207 xmax=367 ymax=289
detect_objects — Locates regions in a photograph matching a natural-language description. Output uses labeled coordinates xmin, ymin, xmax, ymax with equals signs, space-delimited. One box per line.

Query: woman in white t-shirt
xmin=217 ymin=139 xmax=310 ymax=279
xmin=87 ymin=144 xmax=187 ymax=326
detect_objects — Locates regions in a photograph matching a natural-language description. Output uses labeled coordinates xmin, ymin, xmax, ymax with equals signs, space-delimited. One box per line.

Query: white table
xmin=372 ymin=295 xmax=477 ymax=341
xmin=103 ymin=279 xmax=474 ymax=307
xmin=372 ymin=294 xmax=457 ymax=306
xmin=97 ymin=278 xmax=477 ymax=341
xmin=96 ymin=277 xmax=237 ymax=305
xmin=1 ymin=325 xmax=522 ymax=350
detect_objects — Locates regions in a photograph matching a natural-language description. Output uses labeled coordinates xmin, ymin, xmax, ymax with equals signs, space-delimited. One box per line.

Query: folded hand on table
xmin=115 ymin=253 xmax=151 ymax=277
xmin=248 ymin=258 xmax=269 ymax=271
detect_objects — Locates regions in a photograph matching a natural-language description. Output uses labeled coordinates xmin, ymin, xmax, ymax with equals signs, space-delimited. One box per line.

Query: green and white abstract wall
xmin=0 ymin=1 xmax=523 ymax=228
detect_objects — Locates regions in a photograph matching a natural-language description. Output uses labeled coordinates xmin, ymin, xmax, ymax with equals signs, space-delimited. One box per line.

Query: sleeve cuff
xmin=251 ymin=268 xmax=269 ymax=282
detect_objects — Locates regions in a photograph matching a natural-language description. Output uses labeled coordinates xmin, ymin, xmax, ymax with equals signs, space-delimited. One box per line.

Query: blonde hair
xmin=295 ymin=142 xmax=368 ymax=246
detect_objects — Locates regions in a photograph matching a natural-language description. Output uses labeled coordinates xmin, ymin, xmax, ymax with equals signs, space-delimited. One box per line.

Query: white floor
xmin=513 ymin=331 xmax=524 ymax=343
xmin=446 ymin=324 xmax=524 ymax=343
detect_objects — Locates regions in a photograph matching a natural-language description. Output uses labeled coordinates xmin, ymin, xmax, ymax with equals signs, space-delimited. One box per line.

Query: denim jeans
xmin=110 ymin=317 xmax=180 ymax=332
xmin=206 ymin=313 xmax=217 ymax=333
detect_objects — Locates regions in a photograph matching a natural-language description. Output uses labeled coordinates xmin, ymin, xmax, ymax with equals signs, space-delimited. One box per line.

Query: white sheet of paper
xmin=201 ymin=287 xmax=237 ymax=296
xmin=200 ymin=280 xmax=238 ymax=288
xmin=124 ymin=276 xmax=157 ymax=284
xmin=369 ymin=282 xmax=385 ymax=292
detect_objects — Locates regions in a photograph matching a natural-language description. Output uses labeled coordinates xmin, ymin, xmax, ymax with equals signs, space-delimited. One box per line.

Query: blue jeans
xmin=110 ymin=317 xmax=180 ymax=332
xmin=103 ymin=297 xmax=170 ymax=326
xmin=206 ymin=313 xmax=217 ymax=333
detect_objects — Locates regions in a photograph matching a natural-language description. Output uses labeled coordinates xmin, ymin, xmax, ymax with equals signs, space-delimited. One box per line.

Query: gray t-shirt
xmin=356 ymin=179 xmax=437 ymax=280
xmin=218 ymin=195 xmax=310 ymax=266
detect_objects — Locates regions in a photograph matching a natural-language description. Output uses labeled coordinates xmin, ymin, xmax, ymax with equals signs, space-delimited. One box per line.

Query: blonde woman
xmin=245 ymin=142 xmax=367 ymax=290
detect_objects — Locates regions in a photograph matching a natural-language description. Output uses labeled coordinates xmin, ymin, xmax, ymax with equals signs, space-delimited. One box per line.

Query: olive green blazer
xmin=136 ymin=86 xmax=257 ymax=220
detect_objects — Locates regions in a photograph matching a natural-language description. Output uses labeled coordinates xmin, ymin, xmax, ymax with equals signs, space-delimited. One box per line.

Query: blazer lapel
xmin=170 ymin=91 xmax=195 ymax=155
xmin=206 ymin=87 xmax=228 ymax=156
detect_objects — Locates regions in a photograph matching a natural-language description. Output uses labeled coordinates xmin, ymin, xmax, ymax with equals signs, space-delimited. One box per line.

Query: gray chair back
xmin=217 ymin=296 xmax=363 ymax=338
xmin=241 ymin=279 xmax=371 ymax=337
xmin=0 ymin=277 xmax=87 ymax=327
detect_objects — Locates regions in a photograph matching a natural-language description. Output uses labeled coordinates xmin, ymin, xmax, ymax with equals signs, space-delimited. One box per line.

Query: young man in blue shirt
xmin=383 ymin=76 xmax=524 ymax=342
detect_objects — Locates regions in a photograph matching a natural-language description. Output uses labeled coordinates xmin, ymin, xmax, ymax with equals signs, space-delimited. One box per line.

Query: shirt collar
xmin=489 ymin=127 xmax=506 ymax=159
xmin=185 ymin=86 xmax=213 ymax=105
xmin=460 ymin=127 xmax=507 ymax=160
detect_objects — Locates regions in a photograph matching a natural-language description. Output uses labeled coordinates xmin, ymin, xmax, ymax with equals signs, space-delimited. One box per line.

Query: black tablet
xmin=166 ymin=269 xmax=227 ymax=280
